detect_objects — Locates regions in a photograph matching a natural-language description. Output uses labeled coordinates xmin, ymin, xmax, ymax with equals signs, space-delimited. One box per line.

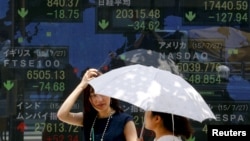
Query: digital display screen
xmin=0 ymin=0 xmax=250 ymax=141
xmin=97 ymin=7 xmax=164 ymax=33
xmin=96 ymin=0 xmax=175 ymax=33
xmin=182 ymin=0 xmax=249 ymax=25
xmin=15 ymin=0 xmax=82 ymax=22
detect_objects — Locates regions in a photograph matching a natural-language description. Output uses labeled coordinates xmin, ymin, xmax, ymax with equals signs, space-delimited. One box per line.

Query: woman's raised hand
xmin=79 ymin=68 xmax=100 ymax=89
xmin=83 ymin=69 xmax=101 ymax=81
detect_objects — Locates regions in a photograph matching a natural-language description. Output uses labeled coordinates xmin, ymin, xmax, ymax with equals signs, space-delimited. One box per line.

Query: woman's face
xmin=89 ymin=88 xmax=111 ymax=112
xmin=144 ymin=111 xmax=156 ymax=130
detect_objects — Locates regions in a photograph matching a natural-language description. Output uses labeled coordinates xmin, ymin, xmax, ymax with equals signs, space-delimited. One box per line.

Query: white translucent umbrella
xmin=89 ymin=64 xmax=216 ymax=123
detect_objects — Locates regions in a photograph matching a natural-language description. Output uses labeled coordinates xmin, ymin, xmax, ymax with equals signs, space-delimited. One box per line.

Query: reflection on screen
xmin=0 ymin=0 xmax=249 ymax=141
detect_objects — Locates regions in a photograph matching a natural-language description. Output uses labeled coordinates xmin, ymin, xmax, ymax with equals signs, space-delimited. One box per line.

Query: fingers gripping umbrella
xmin=89 ymin=64 xmax=216 ymax=123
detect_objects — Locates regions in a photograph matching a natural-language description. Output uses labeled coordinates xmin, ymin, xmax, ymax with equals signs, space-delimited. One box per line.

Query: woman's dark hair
xmin=151 ymin=111 xmax=194 ymax=139
xmin=83 ymin=85 xmax=124 ymax=116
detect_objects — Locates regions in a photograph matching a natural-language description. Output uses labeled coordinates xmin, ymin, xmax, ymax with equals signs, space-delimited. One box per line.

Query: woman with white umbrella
xmin=57 ymin=68 xmax=138 ymax=141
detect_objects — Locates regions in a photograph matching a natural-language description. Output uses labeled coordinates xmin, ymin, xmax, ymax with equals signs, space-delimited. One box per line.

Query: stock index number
xmin=114 ymin=8 xmax=162 ymax=31
xmin=177 ymin=62 xmax=221 ymax=72
xmin=26 ymin=70 xmax=65 ymax=80
xmin=115 ymin=9 xmax=161 ymax=19
xmin=46 ymin=0 xmax=81 ymax=20
xmin=38 ymin=81 xmax=65 ymax=92
xmin=47 ymin=0 xmax=80 ymax=8
xmin=35 ymin=122 xmax=79 ymax=133
xmin=204 ymin=0 xmax=248 ymax=11
xmin=187 ymin=74 xmax=221 ymax=84
xmin=133 ymin=20 xmax=161 ymax=31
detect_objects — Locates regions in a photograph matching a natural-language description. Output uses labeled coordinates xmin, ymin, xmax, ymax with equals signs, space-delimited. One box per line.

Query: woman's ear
xmin=154 ymin=115 xmax=161 ymax=123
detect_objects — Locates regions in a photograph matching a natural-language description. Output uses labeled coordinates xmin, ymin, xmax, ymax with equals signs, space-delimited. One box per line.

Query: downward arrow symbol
xmin=185 ymin=11 xmax=196 ymax=22
xmin=98 ymin=19 xmax=109 ymax=30
xmin=3 ymin=80 xmax=14 ymax=91
xmin=18 ymin=8 xmax=28 ymax=18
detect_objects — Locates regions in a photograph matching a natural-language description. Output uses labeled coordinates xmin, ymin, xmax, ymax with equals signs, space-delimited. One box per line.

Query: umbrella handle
xmin=139 ymin=122 xmax=145 ymax=138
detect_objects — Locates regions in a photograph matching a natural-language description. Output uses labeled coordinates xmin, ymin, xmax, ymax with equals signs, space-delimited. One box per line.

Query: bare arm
xmin=57 ymin=69 xmax=100 ymax=126
xmin=57 ymin=84 xmax=85 ymax=126
xmin=124 ymin=120 xmax=138 ymax=141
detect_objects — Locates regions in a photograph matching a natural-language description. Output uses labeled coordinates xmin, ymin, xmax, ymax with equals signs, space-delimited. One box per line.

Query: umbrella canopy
xmin=89 ymin=64 xmax=216 ymax=123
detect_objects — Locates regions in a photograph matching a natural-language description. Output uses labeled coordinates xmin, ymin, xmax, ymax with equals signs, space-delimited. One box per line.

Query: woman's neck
xmin=97 ymin=107 xmax=115 ymax=118
xmin=154 ymin=127 xmax=173 ymax=140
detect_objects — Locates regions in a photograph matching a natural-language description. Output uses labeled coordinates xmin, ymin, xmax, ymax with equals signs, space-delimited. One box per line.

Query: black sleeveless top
xmin=83 ymin=112 xmax=133 ymax=141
